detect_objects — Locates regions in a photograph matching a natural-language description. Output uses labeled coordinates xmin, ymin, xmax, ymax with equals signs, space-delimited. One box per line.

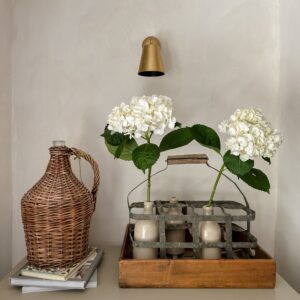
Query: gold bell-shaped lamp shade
xmin=138 ymin=36 xmax=165 ymax=77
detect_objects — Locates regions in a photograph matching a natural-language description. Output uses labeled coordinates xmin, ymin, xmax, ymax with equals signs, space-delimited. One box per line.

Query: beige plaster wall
xmin=276 ymin=0 xmax=300 ymax=293
xmin=11 ymin=0 xmax=280 ymax=268
xmin=0 ymin=0 xmax=12 ymax=278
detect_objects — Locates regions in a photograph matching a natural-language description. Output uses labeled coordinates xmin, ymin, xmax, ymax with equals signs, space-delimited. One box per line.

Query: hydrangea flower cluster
xmin=107 ymin=95 xmax=176 ymax=139
xmin=218 ymin=108 xmax=282 ymax=161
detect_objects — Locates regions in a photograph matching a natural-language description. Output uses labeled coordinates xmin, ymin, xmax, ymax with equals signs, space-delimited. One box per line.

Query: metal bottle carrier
xmin=127 ymin=154 xmax=257 ymax=259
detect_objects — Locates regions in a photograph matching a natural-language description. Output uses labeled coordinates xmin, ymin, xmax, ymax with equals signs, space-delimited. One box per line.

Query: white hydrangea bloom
xmin=218 ymin=108 xmax=282 ymax=161
xmin=107 ymin=95 xmax=176 ymax=139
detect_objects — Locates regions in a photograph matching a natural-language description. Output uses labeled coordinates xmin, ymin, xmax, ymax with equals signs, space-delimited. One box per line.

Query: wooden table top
xmin=0 ymin=246 xmax=299 ymax=300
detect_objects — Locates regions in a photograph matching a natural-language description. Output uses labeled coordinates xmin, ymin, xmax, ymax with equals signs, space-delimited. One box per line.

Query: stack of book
xmin=10 ymin=247 xmax=104 ymax=294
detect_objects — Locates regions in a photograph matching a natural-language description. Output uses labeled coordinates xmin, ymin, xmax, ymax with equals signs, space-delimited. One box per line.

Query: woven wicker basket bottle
xmin=21 ymin=141 xmax=100 ymax=268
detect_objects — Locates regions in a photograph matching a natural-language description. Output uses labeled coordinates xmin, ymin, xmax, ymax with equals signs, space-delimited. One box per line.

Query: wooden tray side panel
xmin=119 ymin=259 xmax=276 ymax=288
xmin=119 ymin=225 xmax=276 ymax=288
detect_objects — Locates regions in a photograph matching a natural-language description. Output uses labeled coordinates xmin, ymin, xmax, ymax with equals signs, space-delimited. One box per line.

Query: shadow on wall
xmin=78 ymin=108 xmax=126 ymax=247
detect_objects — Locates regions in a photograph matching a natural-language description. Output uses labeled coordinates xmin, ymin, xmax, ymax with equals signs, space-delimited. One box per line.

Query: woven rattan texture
xmin=21 ymin=146 xmax=100 ymax=268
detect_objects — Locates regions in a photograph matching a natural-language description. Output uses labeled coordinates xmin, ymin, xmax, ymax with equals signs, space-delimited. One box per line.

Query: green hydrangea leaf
xmin=105 ymin=139 xmax=138 ymax=161
xmin=132 ymin=143 xmax=160 ymax=171
xmin=159 ymin=127 xmax=194 ymax=152
xmin=223 ymin=151 xmax=254 ymax=176
xmin=240 ymin=168 xmax=270 ymax=193
xmin=191 ymin=124 xmax=221 ymax=153
xmin=175 ymin=121 xmax=182 ymax=128
xmin=262 ymin=156 xmax=271 ymax=165
xmin=101 ymin=126 xmax=126 ymax=146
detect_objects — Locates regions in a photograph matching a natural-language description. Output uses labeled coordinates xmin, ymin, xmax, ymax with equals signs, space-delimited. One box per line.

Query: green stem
xmin=208 ymin=163 xmax=225 ymax=207
xmin=147 ymin=166 xmax=152 ymax=202
xmin=145 ymin=132 xmax=152 ymax=202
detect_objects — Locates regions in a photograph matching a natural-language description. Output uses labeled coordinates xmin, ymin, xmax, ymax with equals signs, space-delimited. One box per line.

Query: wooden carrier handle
xmin=70 ymin=148 xmax=100 ymax=211
xmin=167 ymin=154 xmax=208 ymax=165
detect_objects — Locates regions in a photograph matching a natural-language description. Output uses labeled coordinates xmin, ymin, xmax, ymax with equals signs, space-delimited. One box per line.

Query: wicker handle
xmin=70 ymin=148 xmax=100 ymax=211
xmin=167 ymin=154 xmax=208 ymax=165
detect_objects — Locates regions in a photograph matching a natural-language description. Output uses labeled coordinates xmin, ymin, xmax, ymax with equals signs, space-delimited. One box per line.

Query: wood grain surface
xmin=119 ymin=225 xmax=276 ymax=288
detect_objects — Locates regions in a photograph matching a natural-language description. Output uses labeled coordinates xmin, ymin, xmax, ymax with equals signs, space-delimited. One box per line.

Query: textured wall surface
xmin=0 ymin=0 xmax=12 ymax=278
xmin=276 ymin=0 xmax=300 ymax=293
xmin=11 ymin=0 xmax=280 ymax=268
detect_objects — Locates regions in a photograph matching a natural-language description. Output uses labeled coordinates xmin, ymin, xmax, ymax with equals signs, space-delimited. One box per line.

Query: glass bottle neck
xmin=203 ymin=206 xmax=214 ymax=216
xmin=143 ymin=202 xmax=153 ymax=214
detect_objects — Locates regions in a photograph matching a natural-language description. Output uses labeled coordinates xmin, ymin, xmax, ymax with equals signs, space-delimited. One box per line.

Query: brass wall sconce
xmin=138 ymin=36 xmax=165 ymax=77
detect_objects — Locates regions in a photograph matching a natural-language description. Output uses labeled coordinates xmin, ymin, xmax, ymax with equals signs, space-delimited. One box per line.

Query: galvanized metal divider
xmin=127 ymin=154 xmax=257 ymax=259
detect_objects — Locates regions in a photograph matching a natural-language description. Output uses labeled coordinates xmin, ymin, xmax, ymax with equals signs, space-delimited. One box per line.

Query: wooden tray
xmin=119 ymin=225 xmax=276 ymax=288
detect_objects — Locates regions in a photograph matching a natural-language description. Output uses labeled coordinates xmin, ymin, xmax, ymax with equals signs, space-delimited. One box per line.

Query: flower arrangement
xmin=102 ymin=95 xmax=177 ymax=202
xmin=159 ymin=107 xmax=282 ymax=206
xmin=103 ymin=101 xmax=282 ymax=207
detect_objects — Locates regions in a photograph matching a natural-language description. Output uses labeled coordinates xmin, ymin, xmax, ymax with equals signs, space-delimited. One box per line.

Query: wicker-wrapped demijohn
xmin=21 ymin=141 xmax=100 ymax=268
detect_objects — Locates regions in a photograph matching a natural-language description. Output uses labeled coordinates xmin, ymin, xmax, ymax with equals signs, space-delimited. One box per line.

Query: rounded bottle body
xmin=166 ymin=197 xmax=185 ymax=256
xmin=199 ymin=205 xmax=221 ymax=259
xmin=133 ymin=202 xmax=158 ymax=259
